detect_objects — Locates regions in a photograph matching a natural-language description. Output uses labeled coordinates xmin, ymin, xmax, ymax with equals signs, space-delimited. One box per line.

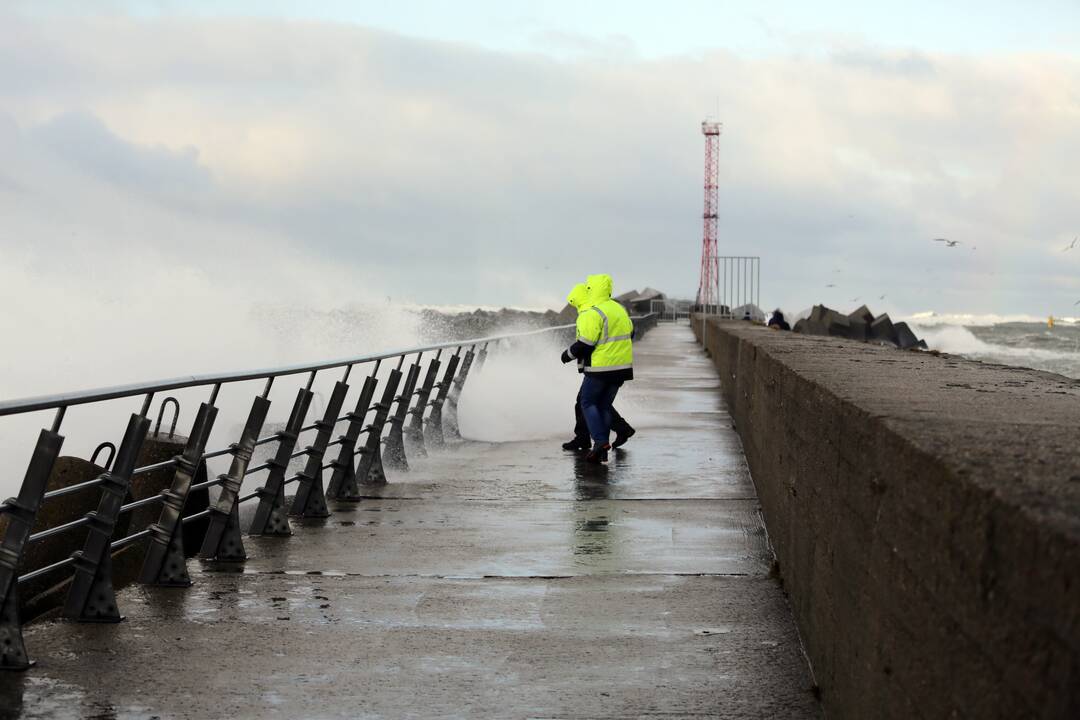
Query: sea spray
xmin=0 ymin=303 xmax=560 ymax=498
xmin=456 ymin=331 xmax=663 ymax=444
xmin=457 ymin=334 xmax=582 ymax=443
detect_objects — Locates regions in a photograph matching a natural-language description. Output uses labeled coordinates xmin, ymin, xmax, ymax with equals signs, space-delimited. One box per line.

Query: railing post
xmin=383 ymin=355 xmax=423 ymax=472
xmin=355 ymin=366 xmax=402 ymax=485
xmin=425 ymin=349 xmax=461 ymax=449
xmin=473 ymin=342 xmax=490 ymax=373
xmin=64 ymin=406 xmax=151 ymax=622
xmin=444 ymin=345 xmax=477 ymax=441
xmin=290 ymin=380 xmax=349 ymax=518
xmin=405 ymin=353 xmax=441 ymax=459
xmin=326 ymin=373 xmax=378 ymax=501
xmin=139 ymin=398 xmax=218 ymax=586
xmin=249 ymin=388 xmax=313 ymax=536
xmin=199 ymin=393 xmax=271 ymax=561
xmin=0 ymin=417 xmax=64 ymax=670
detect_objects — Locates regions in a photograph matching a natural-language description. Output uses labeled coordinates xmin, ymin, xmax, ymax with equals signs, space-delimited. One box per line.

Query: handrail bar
xmin=29 ymin=516 xmax=90 ymax=543
xmin=0 ymin=322 xmax=575 ymax=417
xmin=42 ymin=475 xmax=109 ymax=501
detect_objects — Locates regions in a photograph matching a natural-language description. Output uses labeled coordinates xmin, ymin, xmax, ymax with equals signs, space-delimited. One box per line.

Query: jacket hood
xmin=585 ymin=274 xmax=613 ymax=304
xmin=566 ymin=283 xmax=589 ymax=311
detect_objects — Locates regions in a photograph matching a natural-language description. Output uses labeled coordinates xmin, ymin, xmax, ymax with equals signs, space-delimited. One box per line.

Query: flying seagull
xmin=1074 ymin=299 xmax=1080 ymax=306
xmin=851 ymin=297 xmax=860 ymax=302
xmin=879 ymin=294 xmax=886 ymax=300
xmin=933 ymin=238 xmax=961 ymax=247
xmin=825 ymin=283 xmax=836 ymax=288
xmin=1064 ymin=237 xmax=1079 ymax=252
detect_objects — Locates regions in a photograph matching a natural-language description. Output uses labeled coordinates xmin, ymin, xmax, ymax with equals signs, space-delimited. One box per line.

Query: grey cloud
xmin=0 ymin=13 xmax=1078 ymax=315
xmin=30 ymin=110 xmax=212 ymax=198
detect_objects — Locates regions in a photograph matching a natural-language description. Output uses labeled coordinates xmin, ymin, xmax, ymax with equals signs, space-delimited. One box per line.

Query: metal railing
xmin=695 ymin=255 xmax=762 ymax=320
xmin=650 ymin=299 xmax=692 ymax=323
xmin=0 ymin=313 xmax=658 ymax=671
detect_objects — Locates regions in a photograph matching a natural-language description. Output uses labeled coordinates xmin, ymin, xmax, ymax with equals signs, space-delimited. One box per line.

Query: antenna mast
xmin=697 ymin=120 xmax=721 ymax=309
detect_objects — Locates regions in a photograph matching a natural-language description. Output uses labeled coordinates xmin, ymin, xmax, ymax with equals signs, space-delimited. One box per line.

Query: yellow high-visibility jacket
xmin=574 ymin=274 xmax=633 ymax=380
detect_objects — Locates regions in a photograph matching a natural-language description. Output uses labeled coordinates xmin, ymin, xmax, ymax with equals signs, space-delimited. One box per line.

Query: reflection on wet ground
xmin=10 ymin=324 xmax=819 ymax=718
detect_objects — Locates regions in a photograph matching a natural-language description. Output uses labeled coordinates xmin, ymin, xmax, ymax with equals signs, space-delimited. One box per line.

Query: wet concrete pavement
xmin=2 ymin=324 xmax=820 ymax=719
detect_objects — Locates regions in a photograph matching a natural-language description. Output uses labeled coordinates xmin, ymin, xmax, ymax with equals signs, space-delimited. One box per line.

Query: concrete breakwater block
xmin=869 ymin=313 xmax=895 ymax=344
xmin=792 ymin=318 xmax=827 ymax=336
xmin=848 ymin=304 xmax=875 ymax=325
xmin=846 ymin=306 xmax=873 ymax=342
xmin=795 ymin=303 xmax=927 ymax=350
xmin=893 ymin=321 xmax=922 ymax=350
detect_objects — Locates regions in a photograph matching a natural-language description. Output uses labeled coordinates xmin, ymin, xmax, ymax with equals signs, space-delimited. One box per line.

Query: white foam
xmin=903 ymin=311 xmax=1054 ymax=327
xmin=456 ymin=334 xmax=580 ymax=443
xmin=913 ymin=323 xmax=1080 ymax=369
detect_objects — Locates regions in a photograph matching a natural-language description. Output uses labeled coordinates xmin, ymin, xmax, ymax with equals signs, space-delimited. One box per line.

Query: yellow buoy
xmin=1048 ymin=315 xmax=1055 ymax=328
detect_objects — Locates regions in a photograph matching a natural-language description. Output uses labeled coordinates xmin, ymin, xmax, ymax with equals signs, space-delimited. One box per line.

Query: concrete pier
xmin=1 ymin=324 xmax=819 ymax=719
xmin=693 ymin=315 xmax=1080 ymax=720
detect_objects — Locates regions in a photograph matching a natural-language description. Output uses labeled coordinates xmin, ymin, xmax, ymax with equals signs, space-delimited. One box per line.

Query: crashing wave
xmin=902 ymin=311 xmax=1073 ymax=327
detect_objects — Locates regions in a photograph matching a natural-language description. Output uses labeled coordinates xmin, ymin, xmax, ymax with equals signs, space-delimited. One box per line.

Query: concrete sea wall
xmin=692 ymin=315 xmax=1080 ymax=719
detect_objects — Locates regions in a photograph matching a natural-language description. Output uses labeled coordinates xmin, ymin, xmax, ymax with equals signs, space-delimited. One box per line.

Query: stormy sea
xmin=909 ymin=314 xmax=1080 ymax=380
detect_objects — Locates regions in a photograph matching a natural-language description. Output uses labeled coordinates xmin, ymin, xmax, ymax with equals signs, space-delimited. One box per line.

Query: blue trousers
xmin=580 ymin=375 xmax=623 ymax=446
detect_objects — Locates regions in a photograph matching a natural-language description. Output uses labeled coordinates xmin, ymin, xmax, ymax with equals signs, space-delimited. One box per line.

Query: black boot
xmin=562 ymin=437 xmax=591 ymax=451
xmin=612 ymin=426 xmax=636 ymax=449
xmin=585 ymin=443 xmax=610 ymax=464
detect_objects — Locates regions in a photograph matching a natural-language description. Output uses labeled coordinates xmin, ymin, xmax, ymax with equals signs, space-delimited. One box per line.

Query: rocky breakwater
xmin=794 ymin=304 xmax=927 ymax=350
xmin=414 ymin=306 xmax=570 ymax=343
xmin=414 ymin=285 xmax=666 ymax=343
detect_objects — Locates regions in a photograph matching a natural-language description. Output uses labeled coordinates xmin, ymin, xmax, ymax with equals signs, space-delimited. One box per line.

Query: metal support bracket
xmin=474 ymin=344 xmax=489 ymax=372
xmin=249 ymin=389 xmax=313 ymax=535
xmin=0 ymin=428 xmax=64 ymax=671
xmin=200 ymin=395 xmax=270 ymax=561
xmin=356 ymin=368 xmax=401 ymax=485
xmin=383 ymin=361 xmax=422 ymax=472
xmin=64 ymin=412 xmax=151 ymax=622
xmin=0 ymin=583 xmax=29 ymax=670
xmin=405 ymin=357 xmax=440 ymax=459
xmin=290 ymin=381 xmax=349 ymax=518
xmin=425 ymin=353 xmax=460 ymax=449
xmin=444 ymin=348 xmax=476 ymax=441
xmin=140 ymin=401 xmax=218 ymax=586
xmin=326 ymin=375 xmax=378 ymax=500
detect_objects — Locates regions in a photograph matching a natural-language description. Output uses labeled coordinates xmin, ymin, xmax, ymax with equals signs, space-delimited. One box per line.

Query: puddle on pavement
xmin=0 ymin=675 xmax=128 ymax=720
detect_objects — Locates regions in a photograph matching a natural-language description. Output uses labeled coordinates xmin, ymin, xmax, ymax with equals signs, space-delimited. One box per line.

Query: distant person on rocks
xmin=768 ymin=309 xmax=791 ymax=331
xmin=561 ymin=283 xmax=635 ymax=453
xmin=561 ymin=274 xmax=635 ymax=464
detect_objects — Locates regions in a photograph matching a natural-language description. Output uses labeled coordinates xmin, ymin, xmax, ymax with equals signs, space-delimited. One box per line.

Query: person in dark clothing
xmin=566 ymin=387 xmax=635 ymax=451
xmin=767 ymin=309 xmax=791 ymax=331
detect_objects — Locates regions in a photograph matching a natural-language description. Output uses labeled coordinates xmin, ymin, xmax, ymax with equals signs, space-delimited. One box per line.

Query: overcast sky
xmin=2 ymin=1 xmax=1080 ymax=326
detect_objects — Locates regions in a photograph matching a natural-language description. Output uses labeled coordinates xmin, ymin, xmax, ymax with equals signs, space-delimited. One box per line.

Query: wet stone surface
xmin=2 ymin=324 xmax=820 ymax=719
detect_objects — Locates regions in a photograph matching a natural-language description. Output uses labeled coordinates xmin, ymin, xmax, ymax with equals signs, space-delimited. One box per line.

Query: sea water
xmin=910 ymin=314 xmax=1080 ymax=380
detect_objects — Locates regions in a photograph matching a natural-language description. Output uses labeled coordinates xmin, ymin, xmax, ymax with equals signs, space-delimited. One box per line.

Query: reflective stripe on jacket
xmin=576 ymin=299 xmax=633 ymax=373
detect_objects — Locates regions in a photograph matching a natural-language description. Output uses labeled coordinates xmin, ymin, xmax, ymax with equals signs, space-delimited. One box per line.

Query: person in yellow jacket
xmin=561 ymin=283 xmax=635 ymax=452
xmin=560 ymin=274 xmax=634 ymax=463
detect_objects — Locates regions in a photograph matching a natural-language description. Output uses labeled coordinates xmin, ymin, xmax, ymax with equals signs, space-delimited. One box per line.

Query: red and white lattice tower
xmin=696 ymin=120 xmax=721 ymax=308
